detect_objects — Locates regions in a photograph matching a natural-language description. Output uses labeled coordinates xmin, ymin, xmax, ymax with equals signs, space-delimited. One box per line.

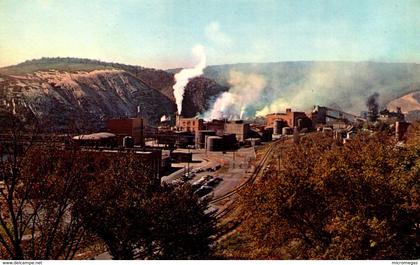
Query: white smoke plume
xmin=160 ymin=115 xmax=168 ymax=122
xmin=255 ymin=67 xmax=338 ymax=116
xmin=173 ymin=45 xmax=206 ymax=114
xmin=204 ymin=70 xmax=266 ymax=120
xmin=200 ymin=62 xmax=420 ymax=119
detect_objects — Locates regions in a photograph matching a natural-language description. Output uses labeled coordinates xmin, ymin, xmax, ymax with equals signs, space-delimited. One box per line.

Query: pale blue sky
xmin=0 ymin=0 xmax=419 ymax=69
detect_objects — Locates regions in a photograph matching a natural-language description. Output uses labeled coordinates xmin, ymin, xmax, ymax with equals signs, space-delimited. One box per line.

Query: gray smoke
xmin=366 ymin=92 xmax=380 ymax=120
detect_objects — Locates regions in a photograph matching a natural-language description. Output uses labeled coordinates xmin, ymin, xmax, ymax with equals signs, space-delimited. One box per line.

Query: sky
xmin=0 ymin=0 xmax=419 ymax=69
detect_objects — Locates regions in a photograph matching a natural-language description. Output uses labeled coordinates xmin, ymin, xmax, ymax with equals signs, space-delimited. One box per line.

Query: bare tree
xmin=0 ymin=112 xmax=94 ymax=259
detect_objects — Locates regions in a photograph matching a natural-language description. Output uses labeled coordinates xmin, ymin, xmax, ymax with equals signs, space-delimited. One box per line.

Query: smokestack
xmin=173 ymin=45 xmax=206 ymax=115
xmin=366 ymin=92 xmax=379 ymax=122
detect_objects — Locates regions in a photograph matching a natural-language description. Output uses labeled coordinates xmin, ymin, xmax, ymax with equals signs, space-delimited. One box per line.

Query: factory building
xmin=379 ymin=107 xmax=405 ymax=123
xmin=311 ymin=105 xmax=362 ymax=128
xmin=171 ymin=150 xmax=193 ymax=163
xmin=175 ymin=115 xmax=204 ymax=133
xmin=72 ymin=132 xmax=117 ymax=147
xmin=62 ymin=148 xmax=167 ymax=185
xmin=153 ymin=131 xmax=194 ymax=149
xmin=205 ymin=119 xmax=226 ymax=136
xmin=224 ymin=121 xmax=250 ymax=142
xmin=106 ymin=117 xmax=145 ymax=146
xmin=266 ymin=108 xmax=311 ymax=129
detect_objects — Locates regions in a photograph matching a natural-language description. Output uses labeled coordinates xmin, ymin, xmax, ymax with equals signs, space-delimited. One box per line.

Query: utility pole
xmin=187 ymin=146 xmax=190 ymax=176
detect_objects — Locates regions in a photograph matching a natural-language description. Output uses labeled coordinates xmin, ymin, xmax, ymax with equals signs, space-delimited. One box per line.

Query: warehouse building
xmin=266 ymin=108 xmax=311 ymax=129
xmin=175 ymin=115 xmax=204 ymax=133
xmin=106 ymin=117 xmax=145 ymax=146
xmin=224 ymin=121 xmax=250 ymax=142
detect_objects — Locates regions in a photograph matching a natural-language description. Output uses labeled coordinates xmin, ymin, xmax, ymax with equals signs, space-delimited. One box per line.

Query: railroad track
xmin=211 ymin=140 xmax=279 ymax=211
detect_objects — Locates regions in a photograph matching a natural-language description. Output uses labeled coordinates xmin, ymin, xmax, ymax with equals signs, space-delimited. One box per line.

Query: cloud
xmin=205 ymin=21 xmax=233 ymax=48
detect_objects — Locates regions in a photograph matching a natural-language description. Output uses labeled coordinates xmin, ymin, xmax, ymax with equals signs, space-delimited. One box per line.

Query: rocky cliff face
xmin=0 ymin=69 xmax=176 ymax=130
xmin=0 ymin=58 xmax=229 ymax=129
xmin=181 ymin=76 xmax=229 ymax=117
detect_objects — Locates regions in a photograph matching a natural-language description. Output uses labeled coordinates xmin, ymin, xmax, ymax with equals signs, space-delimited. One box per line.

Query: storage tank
xmin=245 ymin=138 xmax=261 ymax=146
xmin=282 ymin=127 xmax=293 ymax=135
xmin=123 ymin=136 xmax=134 ymax=148
xmin=273 ymin=120 xmax=283 ymax=135
xmin=222 ymin=133 xmax=237 ymax=150
xmin=297 ymin=119 xmax=303 ymax=130
xmin=196 ymin=130 xmax=216 ymax=148
xmin=206 ymin=136 xmax=223 ymax=151
xmin=293 ymin=127 xmax=300 ymax=144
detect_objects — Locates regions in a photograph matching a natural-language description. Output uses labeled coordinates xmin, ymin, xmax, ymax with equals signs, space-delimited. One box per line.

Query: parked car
xmin=181 ymin=172 xmax=195 ymax=181
xmin=172 ymin=179 xmax=184 ymax=185
xmin=194 ymin=185 xmax=213 ymax=197
xmin=191 ymin=183 xmax=201 ymax=191
xmin=200 ymin=193 xmax=214 ymax=202
xmin=192 ymin=178 xmax=206 ymax=187
xmin=205 ymin=176 xmax=223 ymax=187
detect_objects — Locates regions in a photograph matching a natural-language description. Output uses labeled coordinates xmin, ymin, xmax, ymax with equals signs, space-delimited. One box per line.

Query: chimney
xmin=286 ymin=108 xmax=292 ymax=113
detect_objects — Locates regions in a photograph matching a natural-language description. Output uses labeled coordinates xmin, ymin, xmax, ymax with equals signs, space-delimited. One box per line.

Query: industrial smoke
xmin=173 ymin=45 xmax=206 ymax=115
xmin=204 ymin=71 xmax=266 ymax=120
xmin=366 ymin=92 xmax=380 ymax=121
xmin=201 ymin=62 xmax=408 ymax=119
xmin=160 ymin=115 xmax=168 ymax=122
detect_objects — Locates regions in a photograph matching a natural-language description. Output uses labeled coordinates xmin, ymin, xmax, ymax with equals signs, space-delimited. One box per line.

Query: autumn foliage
xmin=1 ymin=144 xmax=215 ymax=259
xmin=227 ymin=132 xmax=419 ymax=259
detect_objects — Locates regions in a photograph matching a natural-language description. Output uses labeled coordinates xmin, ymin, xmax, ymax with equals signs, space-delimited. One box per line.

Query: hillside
xmin=0 ymin=58 xmax=228 ymax=128
xmin=387 ymin=91 xmax=420 ymax=112
xmin=0 ymin=69 xmax=176 ymax=129
xmin=2 ymin=58 xmax=420 ymax=127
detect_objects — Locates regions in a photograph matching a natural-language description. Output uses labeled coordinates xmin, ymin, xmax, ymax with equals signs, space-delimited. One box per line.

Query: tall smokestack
xmin=366 ymin=92 xmax=379 ymax=122
xmin=173 ymin=45 xmax=206 ymax=115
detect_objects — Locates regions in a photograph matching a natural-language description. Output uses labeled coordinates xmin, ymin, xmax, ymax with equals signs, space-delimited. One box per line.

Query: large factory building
xmin=106 ymin=117 xmax=145 ymax=146
xmin=205 ymin=119 xmax=226 ymax=135
xmin=266 ymin=108 xmax=311 ymax=129
xmin=224 ymin=121 xmax=250 ymax=142
xmin=175 ymin=116 xmax=204 ymax=133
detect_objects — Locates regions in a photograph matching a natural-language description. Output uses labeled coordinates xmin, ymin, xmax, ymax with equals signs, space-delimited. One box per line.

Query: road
xmin=93 ymin=142 xmax=275 ymax=259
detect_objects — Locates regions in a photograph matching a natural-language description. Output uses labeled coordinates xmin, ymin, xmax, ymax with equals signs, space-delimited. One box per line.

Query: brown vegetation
xmin=220 ymin=132 xmax=419 ymax=259
xmin=0 ymin=116 xmax=216 ymax=260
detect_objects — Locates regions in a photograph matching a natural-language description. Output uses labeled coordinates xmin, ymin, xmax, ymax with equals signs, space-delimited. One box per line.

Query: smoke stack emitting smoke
xmin=367 ymin=92 xmax=379 ymax=121
xmin=173 ymin=45 xmax=206 ymax=115
xmin=171 ymin=58 xmax=394 ymax=120
xmin=204 ymin=71 xmax=266 ymax=120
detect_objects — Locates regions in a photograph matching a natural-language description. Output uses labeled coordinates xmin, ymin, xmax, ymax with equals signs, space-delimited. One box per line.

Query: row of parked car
xmin=192 ymin=175 xmax=223 ymax=197
xmin=172 ymin=164 xmax=224 ymax=198
xmin=181 ymin=164 xmax=222 ymax=182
